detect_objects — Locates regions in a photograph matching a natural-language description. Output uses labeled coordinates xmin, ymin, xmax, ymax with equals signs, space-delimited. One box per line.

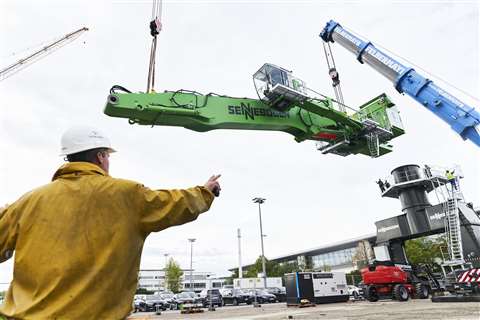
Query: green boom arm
xmin=104 ymin=88 xmax=404 ymax=157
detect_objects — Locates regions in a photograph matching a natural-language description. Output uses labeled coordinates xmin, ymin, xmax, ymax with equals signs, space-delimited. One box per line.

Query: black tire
xmin=469 ymin=284 xmax=480 ymax=295
xmin=365 ymin=286 xmax=379 ymax=302
xmin=393 ymin=284 xmax=409 ymax=301
xmin=414 ymin=283 xmax=429 ymax=299
xmin=353 ymin=291 xmax=359 ymax=299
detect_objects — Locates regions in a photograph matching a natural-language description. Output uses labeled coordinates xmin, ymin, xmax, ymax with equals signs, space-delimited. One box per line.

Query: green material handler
xmin=104 ymin=63 xmax=404 ymax=157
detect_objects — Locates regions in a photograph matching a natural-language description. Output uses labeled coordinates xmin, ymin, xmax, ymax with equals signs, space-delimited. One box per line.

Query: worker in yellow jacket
xmin=0 ymin=126 xmax=221 ymax=319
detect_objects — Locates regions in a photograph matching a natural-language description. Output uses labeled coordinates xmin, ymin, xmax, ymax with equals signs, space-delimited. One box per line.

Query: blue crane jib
xmin=320 ymin=20 xmax=480 ymax=147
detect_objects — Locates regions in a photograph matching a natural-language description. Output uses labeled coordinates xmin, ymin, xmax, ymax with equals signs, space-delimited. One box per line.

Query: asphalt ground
xmin=127 ymin=299 xmax=480 ymax=320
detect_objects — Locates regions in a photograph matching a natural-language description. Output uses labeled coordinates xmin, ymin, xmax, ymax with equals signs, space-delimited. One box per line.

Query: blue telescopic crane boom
xmin=320 ymin=20 xmax=480 ymax=147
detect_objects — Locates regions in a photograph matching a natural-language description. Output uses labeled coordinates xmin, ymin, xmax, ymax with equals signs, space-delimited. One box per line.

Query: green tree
xmin=271 ymin=261 xmax=299 ymax=277
xmin=346 ymin=269 xmax=362 ymax=285
xmin=165 ymin=258 xmax=184 ymax=293
xmin=321 ymin=264 xmax=331 ymax=272
xmin=244 ymin=256 xmax=299 ymax=278
xmin=405 ymin=235 xmax=447 ymax=271
xmin=135 ymin=287 xmax=154 ymax=295
xmin=352 ymin=240 xmax=373 ymax=269
xmin=245 ymin=256 xmax=274 ymax=278
xmin=230 ymin=268 xmax=240 ymax=279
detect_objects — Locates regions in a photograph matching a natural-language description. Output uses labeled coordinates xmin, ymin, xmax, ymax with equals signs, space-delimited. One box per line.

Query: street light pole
xmin=252 ymin=197 xmax=267 ymax=289
xmin=188 ymin=238 xmax=196 ymax=292
xmin=163 ymin=253 xmax=169 ymax=291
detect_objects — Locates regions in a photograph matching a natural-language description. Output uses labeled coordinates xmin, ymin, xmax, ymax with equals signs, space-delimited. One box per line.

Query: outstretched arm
xmin=0 ymin=204 xmax=17 ymax=263
xmin=136 ymin=175 xmax=221 ymax=234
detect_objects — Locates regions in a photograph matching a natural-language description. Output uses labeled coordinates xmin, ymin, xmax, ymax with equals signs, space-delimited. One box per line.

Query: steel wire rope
xmin=305 ymin=87 xmax=358 ymax=113
xmin=147 ymin=0 xmax=164 ymax=93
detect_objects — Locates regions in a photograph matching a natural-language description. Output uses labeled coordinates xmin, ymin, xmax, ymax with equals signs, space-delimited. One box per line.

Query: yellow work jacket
xmin=0 ymin=162 xmax=214 ymax=319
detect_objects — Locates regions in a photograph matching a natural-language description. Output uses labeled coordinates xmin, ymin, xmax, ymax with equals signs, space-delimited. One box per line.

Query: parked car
xmin=220 ymin=288 xmax=252 ymax=306
xmin=159 ymin=292 xmax=176 ymax=310
xmin=136 ymin=294 xmax=168 ymax=312
xmin=132 ymin=295 xmax=146 ymax=313
xmin=266 ymin=287 xmax=286 ymax=302
xmin=246 ymin=289 xmax=277 ymax=303
xmin=348 ymin=285 xmax=362 ymax=299
xmin=199 ymin=289 xmax=223 ymax=307
xmin=173 ymin=291 xmax=201 ymax=308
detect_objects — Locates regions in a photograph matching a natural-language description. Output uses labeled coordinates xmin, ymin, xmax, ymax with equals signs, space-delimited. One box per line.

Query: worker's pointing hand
xmin=204 ymin=174 xmax=221 ymax=197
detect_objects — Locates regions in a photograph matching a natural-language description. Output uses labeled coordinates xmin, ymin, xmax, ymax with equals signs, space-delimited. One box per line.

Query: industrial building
xmin=138 ymin=269 xmax=225 ymax=292
xmin=238 ymin=234 xmax=376 ymax=274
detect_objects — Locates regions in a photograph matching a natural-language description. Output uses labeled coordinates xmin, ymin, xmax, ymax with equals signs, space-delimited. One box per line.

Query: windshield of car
xmin=160 ymin=294 xmax=173 ymax=299
xmin=178 ymin=292 xmax=195 ymax=299
xmin=146 ymin=295 xmax=160 ymax=301
xmin=247 ymin=289 xmax=263 ymax=295
xmin=220 ymin=289 xmax=232 ymax=295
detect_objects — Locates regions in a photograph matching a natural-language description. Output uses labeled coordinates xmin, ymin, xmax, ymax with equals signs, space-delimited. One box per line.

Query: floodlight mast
xmin=253 ymin=197 xmax=267 ymax=289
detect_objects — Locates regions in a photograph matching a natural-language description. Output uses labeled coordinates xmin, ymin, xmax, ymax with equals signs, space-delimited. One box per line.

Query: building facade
xmin=236 ymin=234 xmax=376 ymax=275
xmin=138 ymin=269 xmax=225 ymax=292
xmin=273 ymin=234 xmax=376 ymax=273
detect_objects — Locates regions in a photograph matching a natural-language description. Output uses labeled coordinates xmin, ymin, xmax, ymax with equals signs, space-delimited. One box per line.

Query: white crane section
xmin=0 ymin=27 xmax=88 ymax=82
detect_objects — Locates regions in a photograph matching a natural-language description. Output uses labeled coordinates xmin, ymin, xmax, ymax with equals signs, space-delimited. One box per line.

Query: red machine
xmin=361 ymin=261 xmax=430 ymax=302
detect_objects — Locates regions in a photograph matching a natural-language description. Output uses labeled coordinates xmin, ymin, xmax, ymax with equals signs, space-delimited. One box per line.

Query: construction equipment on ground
xmin=0 ymin=27 xmax=88 ymax=82
xmin=285 ymin=272 xmax=349 ymax=305
xmin=361 ymin=261 xmax=433 ymax=302
xmin=367 ymin=164 xmax=480 ymax=302
xmin=320 ymin=20 xmax=480 ymax=147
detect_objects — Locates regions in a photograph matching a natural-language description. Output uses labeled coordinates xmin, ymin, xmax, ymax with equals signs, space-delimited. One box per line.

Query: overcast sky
xmin=1 ymin=0 xmax=479 ymax=290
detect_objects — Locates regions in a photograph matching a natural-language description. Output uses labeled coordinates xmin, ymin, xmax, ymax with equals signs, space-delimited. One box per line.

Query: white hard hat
xmin=60 ymin=125 xmax=116 ymax=156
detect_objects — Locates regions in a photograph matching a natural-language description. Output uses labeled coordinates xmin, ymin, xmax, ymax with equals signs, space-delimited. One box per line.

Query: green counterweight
xmin=104 ymin=88 xmax=404 ymax=157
